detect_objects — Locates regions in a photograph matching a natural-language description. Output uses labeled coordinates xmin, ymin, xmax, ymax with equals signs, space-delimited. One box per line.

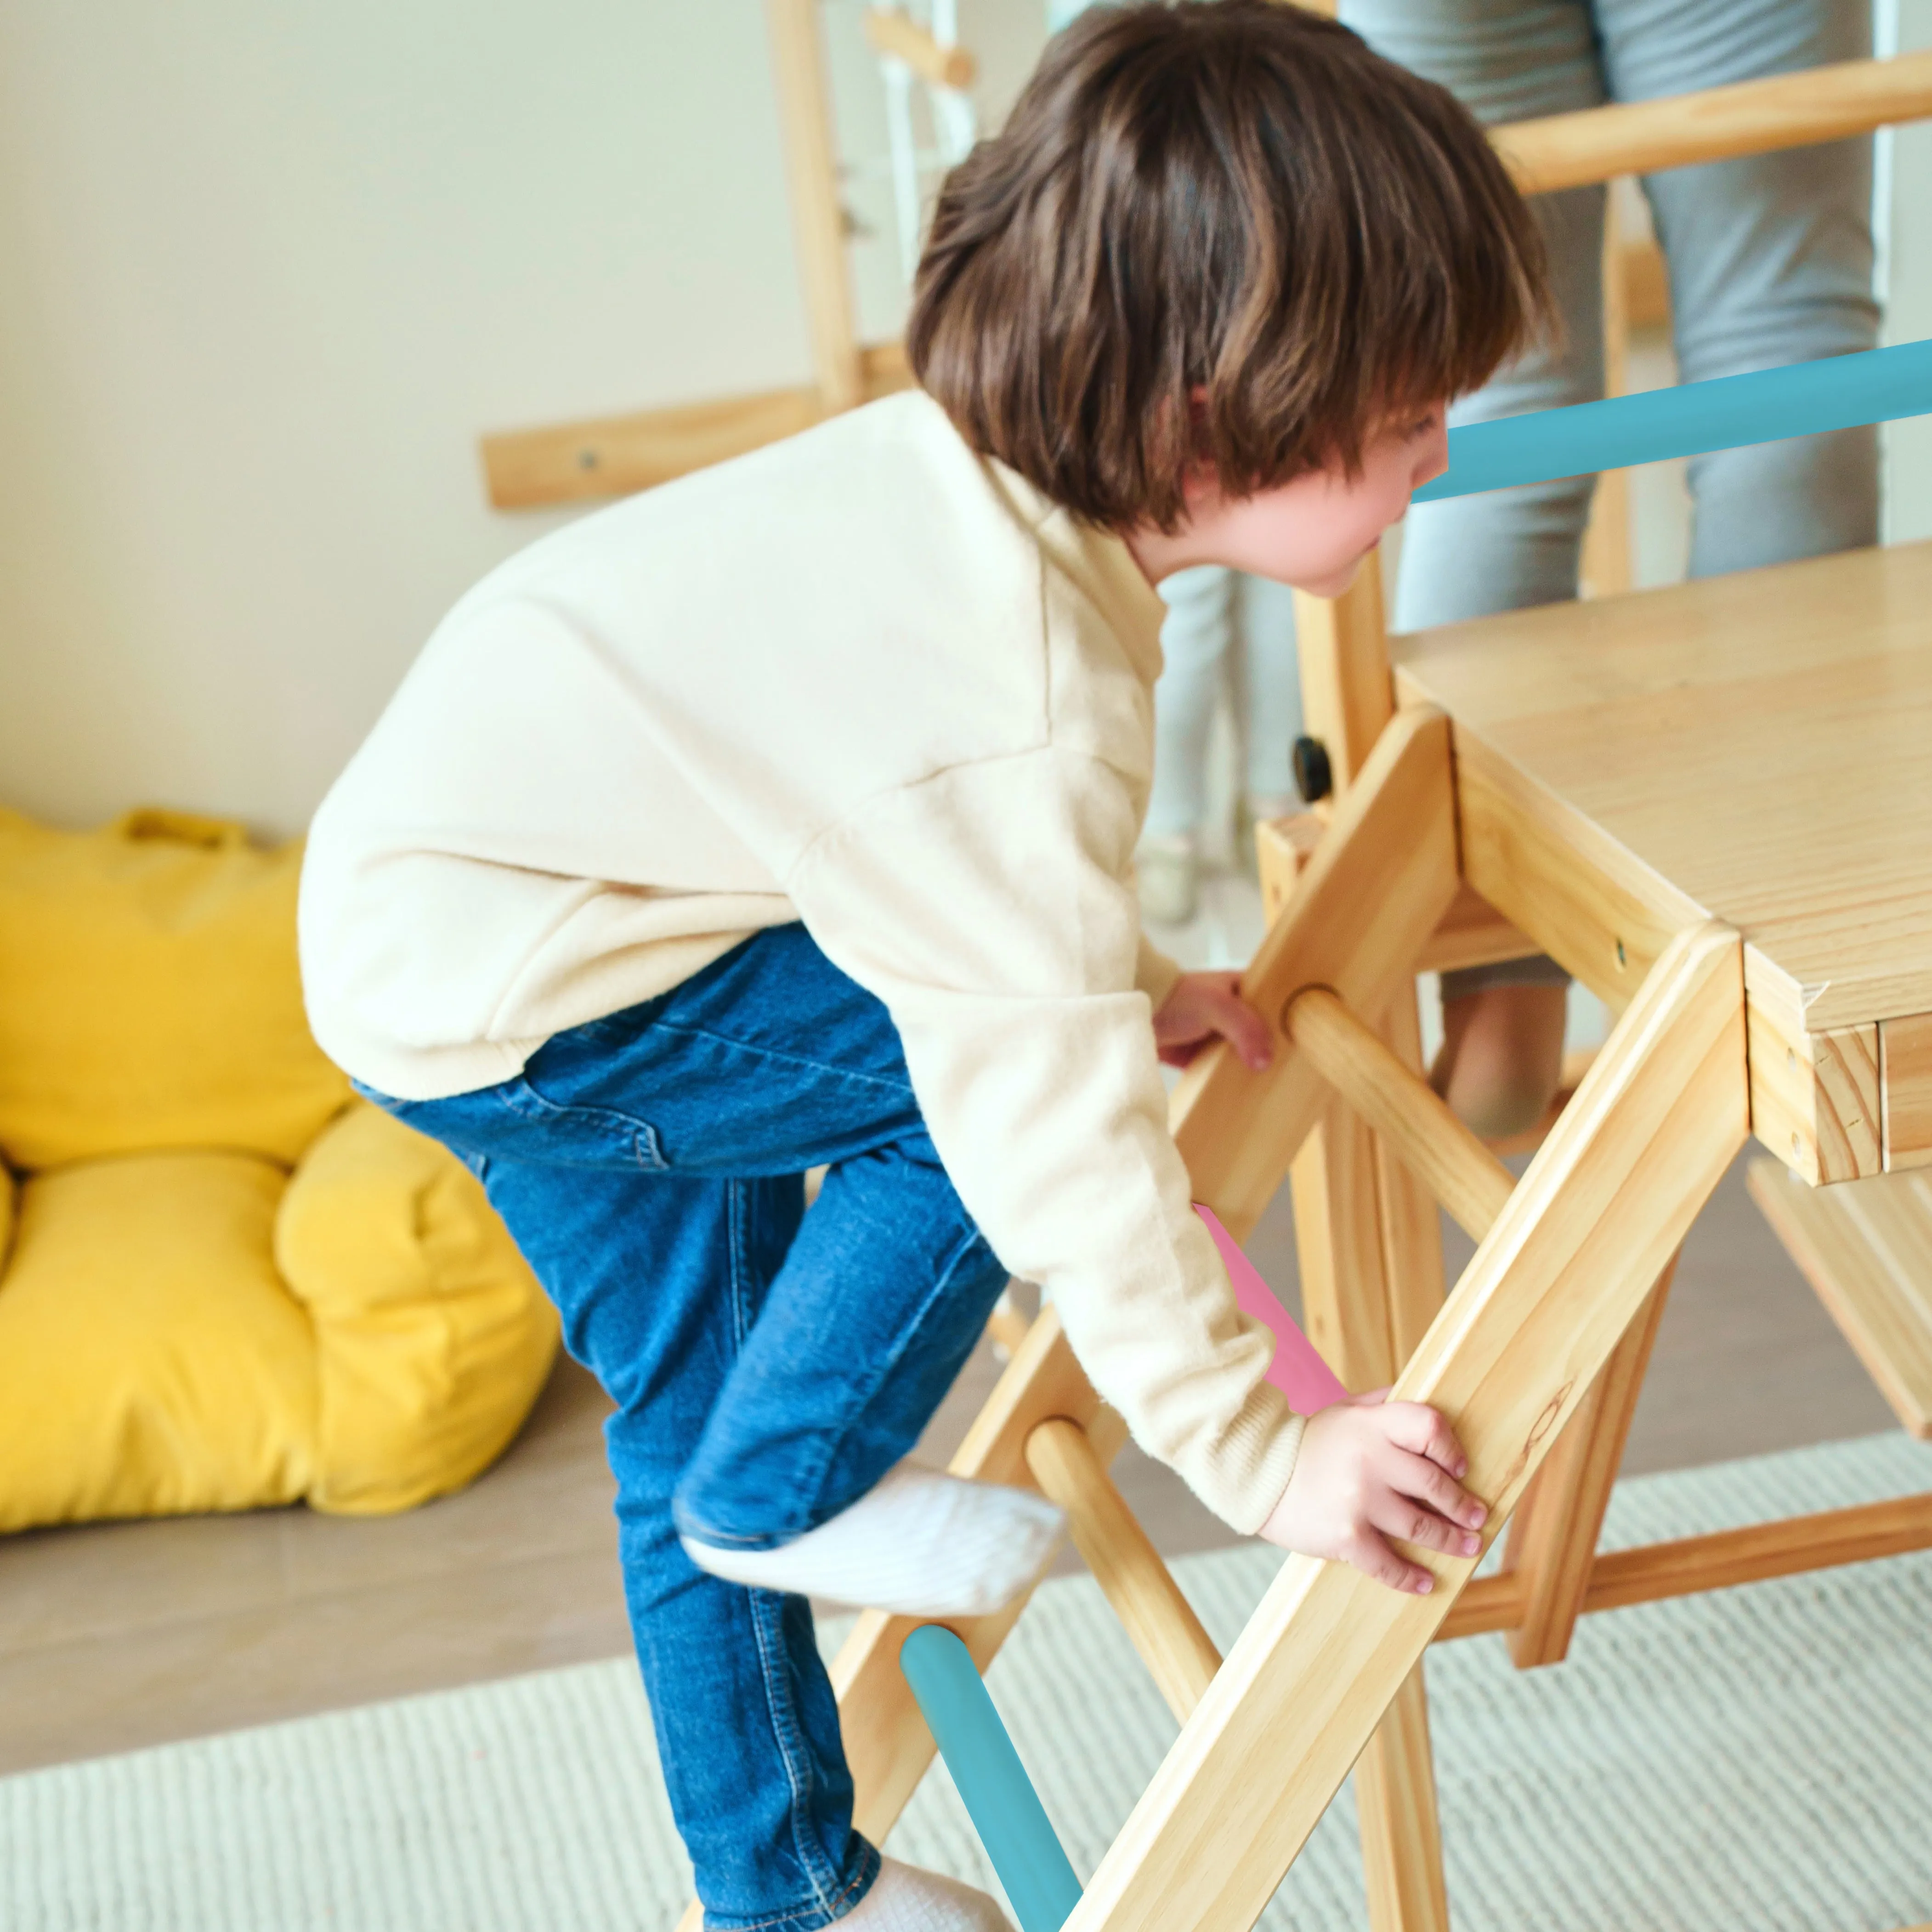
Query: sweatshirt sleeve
xmin=783 ymin=746 xmax=1303 ymax=1534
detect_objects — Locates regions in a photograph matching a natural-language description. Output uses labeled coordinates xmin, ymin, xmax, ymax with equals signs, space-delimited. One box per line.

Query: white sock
xmin=680 ymin=1465 xmax=1064 ymax=1618
xmin=839 ymin=1857 xmax=1013 ymax=1932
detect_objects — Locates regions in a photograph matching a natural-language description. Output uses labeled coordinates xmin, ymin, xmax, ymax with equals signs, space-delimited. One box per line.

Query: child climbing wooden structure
xmin=469 ymin=12 xmax=1932 ymax=1926
xmin=781 ymin=52 xmax=1932 ymax=1932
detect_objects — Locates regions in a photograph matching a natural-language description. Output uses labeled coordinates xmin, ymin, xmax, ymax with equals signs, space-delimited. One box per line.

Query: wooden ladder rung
xmin=1747 ymin=1159 xmax=1932 ymax=1439
xmin=1286 ymin=986 xmax=1517 ymax=1241
xmin=1024 ymin=1418 xmax=1222 ymax=1723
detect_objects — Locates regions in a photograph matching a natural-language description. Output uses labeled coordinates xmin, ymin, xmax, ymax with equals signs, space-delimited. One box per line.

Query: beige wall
xmin=1 ymin=2 xmax=1925 ymax=837
xmin=0 ymin=3 xmax=819 ymax=834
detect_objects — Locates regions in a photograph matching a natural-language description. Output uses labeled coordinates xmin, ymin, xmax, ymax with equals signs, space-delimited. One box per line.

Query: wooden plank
xmin=862 ymin=7 xmax=976 ymax=89
xmin=1746 ymin=978 xmax=1882 ymax=1184
xmin=1883 ymin=1012 xmax=1932 ymax=1172
xmin=1353 ymin=1671 xmax=1450 ymax=1932
xmin=1447 ymin=724 xmax=1697 ymax=1011
xmin=767 ymin=0 xmax=864 ymax=414
xmin=1492 ymin=49 xmax=1932 ymax=193
xmin=1501 ymin=1260 xmax=1675 ymax=1668
xmin=1396 ymin=542 xmax=1932 ymax=1034
xmin=480 ymin=346 xmax=912 ymax=509
xmin=1748 ymin=1160 xmax=1932 ymax=1439
xmin=1421 ymin=880 xmax=1539 ymax=978
xmin=1287 ymin=987 xmax=1516 ymax=1244
xmin=1580 ymin=1490 xmax=1932 ymax=1612
xmin=1357 ymin=991 xmax=1453 ymax=1932
xmin=1434 ymin=1491 xmax=1932 ymax=1637
xmin=1068 ymin=923 xmax=1749 ymax=1932
xmin=1025 ymin=1419 xmax=1221 ymax=1726
xmin=1171 ymin=708 xmax=1460 ymax=1241
xmin=1257 ymin=816 xmax=1533 ymax=977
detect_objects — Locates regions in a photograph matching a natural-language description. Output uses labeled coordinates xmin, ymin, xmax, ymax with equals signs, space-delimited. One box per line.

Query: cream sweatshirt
xmin=299 ymin=391 xmax=1303 ymax=1533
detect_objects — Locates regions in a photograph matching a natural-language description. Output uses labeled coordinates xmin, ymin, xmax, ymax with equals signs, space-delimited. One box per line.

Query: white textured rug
xmin=8 ymin=1434 xmax=1932 ymax=1932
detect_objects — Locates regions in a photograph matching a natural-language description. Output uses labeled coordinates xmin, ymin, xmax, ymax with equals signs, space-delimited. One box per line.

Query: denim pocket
xmin=500 ymin=1077 xmax=670 ymax=1170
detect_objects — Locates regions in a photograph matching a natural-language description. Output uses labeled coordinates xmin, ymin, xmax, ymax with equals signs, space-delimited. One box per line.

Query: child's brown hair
xmin=909 ymin=0 xmax=1548 ymax=531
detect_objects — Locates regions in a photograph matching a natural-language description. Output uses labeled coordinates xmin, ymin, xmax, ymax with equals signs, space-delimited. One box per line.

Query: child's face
xmin=1170 ymin=402 xmax=1449 ymax=598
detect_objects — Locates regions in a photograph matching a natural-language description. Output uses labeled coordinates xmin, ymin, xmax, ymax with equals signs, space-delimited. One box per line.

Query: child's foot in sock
xmin=839 ymin=1858 xmax=1013 ymax=1932
xmin=679 ymin=1465 xmax=1064 ymax=1618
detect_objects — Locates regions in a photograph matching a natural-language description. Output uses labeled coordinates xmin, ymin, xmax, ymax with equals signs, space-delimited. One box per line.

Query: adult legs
xmin=1594 ymin=0 xmax=1881 ymax=572
xmin=1341 ymin=0 xmax=1604 ymax=1134
xmin=1142 ymin=563 xmax=1235 ymax=922
xmin=1234 ymin=570 xmax=1303 ymax=816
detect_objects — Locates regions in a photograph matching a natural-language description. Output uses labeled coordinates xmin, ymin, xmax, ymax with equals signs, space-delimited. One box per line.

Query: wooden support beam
xmin=767 ymin=0 xmax=864 ymax=414
xmin=1883 ymin=1012 xmax=1932 ymax=1172
xmin=1580 ymin=1489 xmax=1932 ymax=1613
xmin=1501 ymin=1259 xmax=1675 ymax=1667
xmin=862 ymin=7 xmax=977 ymax=89
xmin=1025 ymin=1419 xmax=1222 ymax=1725
xmin=480 ymin=345 xmax=912 ymax=510
xmin=1286 ymin=987 xmax=1517 ymax=1243
xmin=1430 ymin=1488 xmax=1932 ymax=1640
xmin=1170 ymin=706 xmax=1461 ymax=1241
xmin=1067 ymin=922 xmax=1750 ymax=1932
xmin=1748 ymin=1161 xmax=1932 ymax=1440
xmin=1493 ymin=49 xmax=1932 ymax=193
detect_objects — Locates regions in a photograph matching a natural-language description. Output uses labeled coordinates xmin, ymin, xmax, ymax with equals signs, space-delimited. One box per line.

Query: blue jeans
xmin=359 ymin=924 xmax=1008 ymax=1932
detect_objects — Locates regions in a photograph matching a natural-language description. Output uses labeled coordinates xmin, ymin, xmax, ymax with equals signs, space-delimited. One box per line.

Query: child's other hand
xmin=1153 ymin=971 xmax=1273 ymax=1071
xmin=1258 ymin=1392 xmax=1487 ymax=1595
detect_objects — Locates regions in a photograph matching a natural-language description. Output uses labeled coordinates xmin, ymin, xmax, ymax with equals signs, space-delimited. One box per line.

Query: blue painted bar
xmin=899 ymin=1625 xmax=1085 ymax=1932
xmin=1415 ymin=336 xmax=1932 ymax=503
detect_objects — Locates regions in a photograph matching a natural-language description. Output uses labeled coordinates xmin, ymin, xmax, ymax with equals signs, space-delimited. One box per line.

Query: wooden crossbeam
xmin=863 ymin=7 xmax=976 ymax=89
xmin=1426 ymin=1489 xmax=1932 ymax=1640
xmin=1066 ymin=922 xmax=1750 ymax=1932
xmin=1025 ymin=1419 xmax=1222 ymax=1724
xmin=1286 ymin=987 xmax=1515 ymax=1242
xmin=1493 ymin=47 xmax=1932 ymax=193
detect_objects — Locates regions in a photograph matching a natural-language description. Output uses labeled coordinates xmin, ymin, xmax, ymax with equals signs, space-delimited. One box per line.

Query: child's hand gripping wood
xmin=1195 ymin=1205 xmax=1486 ymax=1597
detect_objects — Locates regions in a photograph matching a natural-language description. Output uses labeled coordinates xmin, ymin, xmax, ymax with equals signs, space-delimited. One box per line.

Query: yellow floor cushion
xmin=0 ymin=805 xmax=561 ymax=1534
xmin=0 ymin=806 xmax=350 ymax=1171
xmin=0 ymin=1151 xmax=319 ymax=1530
xmin=277 ymin=1102 xmax=561 ymax=1515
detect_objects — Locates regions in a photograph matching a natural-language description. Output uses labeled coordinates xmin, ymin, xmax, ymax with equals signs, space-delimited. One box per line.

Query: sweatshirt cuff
xmin=1135 ymin=932 xmax=1183 ymax=1013
xmin=1179 ymin=1387 xmax=1308 ymax=1536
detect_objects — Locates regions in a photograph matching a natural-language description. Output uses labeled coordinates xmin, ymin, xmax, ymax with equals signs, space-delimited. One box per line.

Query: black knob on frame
xmin=1292 ymin=735 xmax=1333 ymax=804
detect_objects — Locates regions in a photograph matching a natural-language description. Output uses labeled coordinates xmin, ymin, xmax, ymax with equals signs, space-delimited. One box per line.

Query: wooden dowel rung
xmin=1023 ymin=1418 xmax=1221 ymax=1723
xmin=862 ymin=7 xmax=977 ymax=89
xmin=1495 ymin=49 xmax=1932 ymax=193
xmin=1285 ymin=987 xmax=1517 ymax=1242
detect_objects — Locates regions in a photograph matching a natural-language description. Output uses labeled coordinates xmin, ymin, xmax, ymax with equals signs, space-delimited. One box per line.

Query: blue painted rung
xmin=899 ymin=1625 xmax=1085 ymax=1932
xmin=1415 ymin=336 xmax=1932 ymax=503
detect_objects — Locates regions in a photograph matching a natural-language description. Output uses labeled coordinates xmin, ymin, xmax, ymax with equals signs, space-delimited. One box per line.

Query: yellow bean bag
xmin=0 ymin=807 xmax=559 ymax=1532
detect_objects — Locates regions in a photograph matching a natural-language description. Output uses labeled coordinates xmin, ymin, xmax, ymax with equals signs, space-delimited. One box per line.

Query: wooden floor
xmin=0 ymin=1148 xmax=1896 ymax=1779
